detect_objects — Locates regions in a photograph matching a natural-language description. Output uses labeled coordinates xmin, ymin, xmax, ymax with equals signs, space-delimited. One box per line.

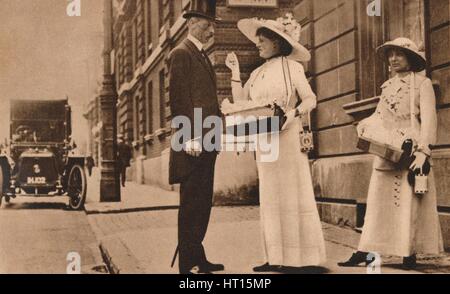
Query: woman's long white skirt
xmin=358 ymin=157 xmax=444 ymax=257
xmin=255 ymin=118 xmax=326 ymax=267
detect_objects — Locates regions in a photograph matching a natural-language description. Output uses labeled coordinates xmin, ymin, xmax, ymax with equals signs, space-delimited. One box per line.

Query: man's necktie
xmin=200 ymin=49 xmax=209 ymax=60
xmin=201 ymin=49 xmax=214 ymax=75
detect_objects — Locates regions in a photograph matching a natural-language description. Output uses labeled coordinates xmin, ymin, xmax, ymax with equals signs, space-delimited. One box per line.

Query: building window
xmin=357 ymin=0 xmax=427 ymax=99
xmin=115 ymin=51 xmax=119 ymax=86
xmin=146 ymin=0 xmax=152 ymax=50
xmin=404 ymin=0 xmax=425 ymax=48
xmin=386 ymin=0 xmax=425 ymax=50
xmin=118 ymin=33 xmax=125 ymax=85
xmin=132 ymin=18 xmax=138 ymax=70
xmin=173 ymin=0 xmax=189 ymax=20
xmin=159 ymin=69 xmax=166 ymax=128
xmin=182 ymin=0 xmax=190 ymax=10
xmin=133 ymin=95 xmax=140 ymax=142
xmin=159 ymin=0 xmax=164 ymax=31
xmin=147 ymin=81 xmax=153 ymax=134
xmin=121 ymin=33 xmax=125 ymax=83
xmin=384 ymin=0 xmax=426 ymax=77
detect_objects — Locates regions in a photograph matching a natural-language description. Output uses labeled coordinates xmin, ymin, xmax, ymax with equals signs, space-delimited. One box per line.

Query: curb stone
xmin=84 ymin=203 xmax=179 ymax=215
xmin=99 ymin=237 xmax=146 ymax=274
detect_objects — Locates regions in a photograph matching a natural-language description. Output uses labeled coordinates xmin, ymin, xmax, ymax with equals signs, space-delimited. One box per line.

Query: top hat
xmin=183 ymin=0 xmax=220 ymax=22
xmin=377 ymin=37 xmax=426 ymax=72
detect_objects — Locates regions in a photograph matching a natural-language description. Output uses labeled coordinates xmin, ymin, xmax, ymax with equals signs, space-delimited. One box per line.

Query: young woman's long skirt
xmin=256 ymin=118 xmax=326 ymax=267
xmin=358 ymin=157 xmax=443 ymax=257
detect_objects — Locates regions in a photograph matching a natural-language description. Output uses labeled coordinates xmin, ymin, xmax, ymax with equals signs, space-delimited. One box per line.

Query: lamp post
xmin=99 ymin=0 xmax=121 ymax=202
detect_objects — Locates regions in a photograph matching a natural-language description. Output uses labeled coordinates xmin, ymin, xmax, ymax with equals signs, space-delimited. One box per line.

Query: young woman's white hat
xmin=237 ymin=13 xmax=311 ymax=62
xmin=377 ymin=37 xmax=426 ymax=71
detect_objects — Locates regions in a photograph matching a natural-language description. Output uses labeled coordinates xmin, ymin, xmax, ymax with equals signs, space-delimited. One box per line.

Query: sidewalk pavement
xmin=84 ymin=170 xmax=450 ymax=274
xmin=84 ymin=168 xmax=179 ymax=214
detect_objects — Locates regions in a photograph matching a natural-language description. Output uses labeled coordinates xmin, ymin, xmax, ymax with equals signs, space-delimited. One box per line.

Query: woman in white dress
xmin=225 ymin=14 xmax=326 ymax=273
xmin=338 ymin=38 xmax=443 ymax=270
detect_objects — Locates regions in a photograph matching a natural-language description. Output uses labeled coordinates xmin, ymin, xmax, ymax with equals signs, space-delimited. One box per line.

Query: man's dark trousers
xmin=178 ymin=152 xmax=217 ymax=273
xmin=120 ymin=165 xmax=127 ymax=187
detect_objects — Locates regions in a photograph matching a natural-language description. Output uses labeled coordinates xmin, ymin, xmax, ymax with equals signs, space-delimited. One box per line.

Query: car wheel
xmin=67 ymin=165 xmax=87 ymax=210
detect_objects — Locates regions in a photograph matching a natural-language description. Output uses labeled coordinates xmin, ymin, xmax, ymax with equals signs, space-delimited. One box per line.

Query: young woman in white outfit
xmin=338 ymin=38 xmax=443 ymax=270
xmin=225 ymin=14 xmax=326 ymax=273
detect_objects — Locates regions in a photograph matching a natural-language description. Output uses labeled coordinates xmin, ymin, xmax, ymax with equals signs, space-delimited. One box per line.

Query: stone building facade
xmin=85 ymin=0 xmax=450 ymax=249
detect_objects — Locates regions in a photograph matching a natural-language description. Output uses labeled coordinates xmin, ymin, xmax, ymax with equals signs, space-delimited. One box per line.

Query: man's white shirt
xmin=187 ymin=34 xmax=204 ymax=51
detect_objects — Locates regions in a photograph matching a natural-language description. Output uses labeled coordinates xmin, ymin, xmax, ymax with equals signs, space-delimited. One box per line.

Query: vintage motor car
xmin=0 ymin=99 xmax=88 ymax=210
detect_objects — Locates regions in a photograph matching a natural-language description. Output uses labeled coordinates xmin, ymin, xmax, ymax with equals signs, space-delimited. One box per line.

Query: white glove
xmin=225 ymin=52 xmax=241 ymax=80
xmin=410 ymin=151 xmax=428 ymax=172
xmin=185 ymin=139 xmax=202 ymax=157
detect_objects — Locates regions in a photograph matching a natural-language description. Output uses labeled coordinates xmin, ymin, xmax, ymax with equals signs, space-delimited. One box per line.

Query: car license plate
xmin=27 ymin=177 xmax=46 ymax=184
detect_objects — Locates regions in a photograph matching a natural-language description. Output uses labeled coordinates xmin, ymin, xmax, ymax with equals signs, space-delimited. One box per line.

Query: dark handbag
xmin=273 ymin=103 xmax=286 ymax=130
xmin=403 ymin=137 xmax=431 ymax=190
xmin=407 ymin=157 xmax=431 ymax=187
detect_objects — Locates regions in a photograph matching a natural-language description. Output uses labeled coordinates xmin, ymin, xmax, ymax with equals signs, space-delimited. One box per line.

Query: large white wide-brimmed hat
xmin=377 ymin=37 xmax=426 ymax=71
xmin=237 ymin=13 xmax=311 ymax=62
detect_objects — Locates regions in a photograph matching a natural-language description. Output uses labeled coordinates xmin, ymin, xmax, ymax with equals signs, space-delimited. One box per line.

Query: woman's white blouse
xmin=242 ymin=57 xmax=317 ymax=113
xmin=358 ymin=73 xmax=437 ymax=156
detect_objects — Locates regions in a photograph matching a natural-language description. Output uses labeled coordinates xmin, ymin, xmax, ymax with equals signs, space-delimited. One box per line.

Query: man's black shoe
xmin=199 ymin=261 xmax=224 ymax=272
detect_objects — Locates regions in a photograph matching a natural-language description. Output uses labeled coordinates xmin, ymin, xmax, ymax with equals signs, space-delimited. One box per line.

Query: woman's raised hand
xmin=225 ymin=52 xmax=240 ymax=75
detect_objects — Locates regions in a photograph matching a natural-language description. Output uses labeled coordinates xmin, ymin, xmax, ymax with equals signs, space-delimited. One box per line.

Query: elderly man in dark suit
xmin=168 ymin=0 xmax=224 ymax=274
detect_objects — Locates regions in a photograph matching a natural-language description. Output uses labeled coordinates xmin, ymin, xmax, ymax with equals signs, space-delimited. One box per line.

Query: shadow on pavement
xmin=1 ymin=201 xmax=69 ymax=211
xmin=279 ymin=266 xmax=330 ymax=274
xmin=384 ymin=262 xmax=450 ymax=273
